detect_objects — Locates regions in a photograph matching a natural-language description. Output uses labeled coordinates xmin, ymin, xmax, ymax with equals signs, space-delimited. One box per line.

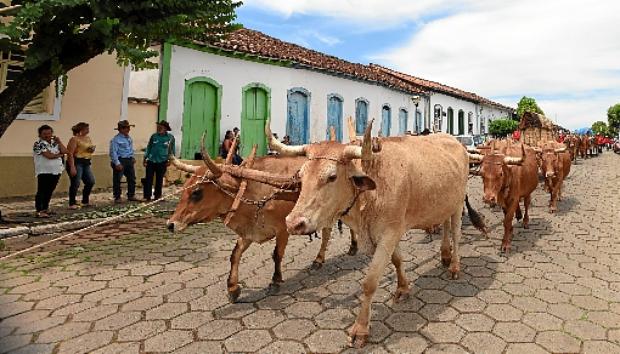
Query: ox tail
xmin=465 ymin=195 xmax=488 ymax=238
xmin=337 ymin=219 xmax=343 ymax=235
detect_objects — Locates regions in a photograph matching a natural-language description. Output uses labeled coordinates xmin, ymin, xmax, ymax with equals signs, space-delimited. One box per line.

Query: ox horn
xmin=343 ymin=119 xmax=374 ymax=160
xmin=201 ymin=132 xmax=223 ymax=178
xmin=467 ymin=147 xmax=481 ymax=154
xmin=225 ymin=134 xmax=240 ymax=165
xmin=468 ymin=153 xmax=484 ymax=162
xmin=504 ymin=143 xmax=525 ymax=165
xmin=532 ymin=147 xmax=542 ymax=153
xmin=265 ymin=119 xmax=306 ymax=156
xmin=555 ymin=147 xmax=567 ymax=153
xmin=169 ymin=155 xmax=199 ymax=174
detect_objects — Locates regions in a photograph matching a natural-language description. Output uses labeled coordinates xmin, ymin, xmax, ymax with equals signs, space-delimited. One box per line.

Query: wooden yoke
xmin=224 ymin=144 xmax=258 ymax=226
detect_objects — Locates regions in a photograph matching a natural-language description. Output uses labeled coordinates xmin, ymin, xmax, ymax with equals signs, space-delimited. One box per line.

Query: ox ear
xmin=351 ymin=174 xmax=376 ymax=191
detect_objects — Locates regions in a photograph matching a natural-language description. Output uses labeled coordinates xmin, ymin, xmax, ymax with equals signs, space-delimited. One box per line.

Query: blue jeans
xmin=112 ymin=157 xmax=136 ymax=199
xmin=68 ymin=159 xmax=95 ymax=206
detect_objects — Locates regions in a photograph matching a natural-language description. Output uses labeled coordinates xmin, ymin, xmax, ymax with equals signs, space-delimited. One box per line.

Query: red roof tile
xmin=210 ymin=28 xmax=426 ymax=95
xmin=371 ymin=64 xmax=513 ymax=111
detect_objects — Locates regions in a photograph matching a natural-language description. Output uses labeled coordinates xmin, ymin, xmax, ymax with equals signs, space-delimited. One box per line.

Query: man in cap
xmin=109 ymin=120 xmax=138 ymax=203
xmin=142 ymin=121 xmax=175 ymax=201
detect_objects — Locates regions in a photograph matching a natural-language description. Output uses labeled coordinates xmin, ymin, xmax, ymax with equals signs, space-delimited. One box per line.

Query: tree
xmin=608 ymin=104 xmax=620 ymax=137
xmin=591 ymin=121 xmax=608 ymax=136
xmin=516 ymin=96 xmax=545 ymax=119
xmin=489 ymin=118 xmax=518 ymax=138
xmin=0 ymin=0 xmax=241 ymax=137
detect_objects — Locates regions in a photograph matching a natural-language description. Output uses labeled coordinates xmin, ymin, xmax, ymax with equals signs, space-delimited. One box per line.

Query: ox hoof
xmin=348 ymin=244 xmax=358 ymax=256
xmin=267 ymin=282 xmax=281 ymax=295
xmin=393 ymin=288 xmax=411 ymax=303
xmin=310 ymin=261 xmax=323 ymax=270
xmin=348 ymin=323 xmax=370 ymax=349
xmin=227 ymin=287 xmax=242 ymax=303
xmin=500 ymin=244 xmax=512 ymax=254
xmin=441 ymin=257 xmax=451 ymax=267
xmin=523 ymin=223 xmax=529 ymax=229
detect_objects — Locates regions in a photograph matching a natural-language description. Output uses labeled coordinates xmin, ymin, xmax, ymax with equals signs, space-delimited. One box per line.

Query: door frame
xmin=355 ymin=97 xmax=369 ymax=135
xmin=182 ymin=76 xmax=222 ymax=158
xmin=287 ymin=87 xmax=311 ymax=144
xmin=398 ymin=107 xmax=408 ymax=135
xmin=381 ymin=103 xmax=392 ymax=136
xmin=326 ymin=93 xmax=344 ymax=141
xmin=241 ymin=82 xmax=271 ymax=155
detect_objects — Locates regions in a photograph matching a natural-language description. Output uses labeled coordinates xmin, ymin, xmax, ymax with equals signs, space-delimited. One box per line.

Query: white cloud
xmin=243 ymin=0 xmax=459 ymax=27
xmin=374 ymin=0 xmax=620 ymax=129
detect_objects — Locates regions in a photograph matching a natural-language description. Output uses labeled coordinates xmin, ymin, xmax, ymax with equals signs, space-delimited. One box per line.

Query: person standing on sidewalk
xmin=142 ymin=121 xmax=175 ymax=201
xmin=33 ymin=125 xmax=67 ymax=218
xmin=66 ymin=122 xmax=96 ymax=209
xmin=109 ymin=120 xmax=138 ymax=203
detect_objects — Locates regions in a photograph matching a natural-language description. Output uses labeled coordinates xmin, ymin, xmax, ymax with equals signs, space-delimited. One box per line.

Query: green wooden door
xmin=182 ymin=79 xmax=220 ymax=159
xmin=241 ymin=85 xmax=269 ymax=156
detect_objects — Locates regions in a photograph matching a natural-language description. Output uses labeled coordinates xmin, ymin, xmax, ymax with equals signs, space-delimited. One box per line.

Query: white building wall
xmin=429 ymin=93 xmax=478 ymax=135
xmin=165 ymin=45 xmax=426 ymax=152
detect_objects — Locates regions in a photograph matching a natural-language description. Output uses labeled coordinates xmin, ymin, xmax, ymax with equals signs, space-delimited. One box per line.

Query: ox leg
xmin=311 ymin=228 xmax=332 ymax=270
xmin=449 ymin=210 xmax=463 ymax=279
xmin=501 ymin=206 xmax=516 ymax=253
xmin=550 ymin=185 xmax=558 ymax=213
xmin=348 ymin=230 xmax=358 ymax=256
xmin=440 ymin=220 xmax=452 ymax=267
xmin=271 ymin=232 xmax=289 ymax=286
xmin=515 ymin=203 xmax=523 ymax=221
xmin=227 ymin=237 xmax=252 ymax=303
xmin=523 ymin=195 xmax=531 ymax=228
xmin=391 ymin=247 xmax=410 ymax=302
xmin=349 ymin=235 xmax=399 ymax=349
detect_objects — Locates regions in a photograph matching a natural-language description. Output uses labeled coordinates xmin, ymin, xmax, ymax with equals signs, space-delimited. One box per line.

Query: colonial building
xmin=158 ymin=29 xmax=513 ymax=159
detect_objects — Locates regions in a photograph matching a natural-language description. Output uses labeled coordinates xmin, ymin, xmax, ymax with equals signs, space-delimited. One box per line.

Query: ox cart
xmin=518 ymin=111 xmax=559 ymax=147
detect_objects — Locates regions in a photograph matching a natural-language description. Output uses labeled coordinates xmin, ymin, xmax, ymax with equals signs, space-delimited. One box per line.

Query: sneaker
xmin=36 ymin=211 xmax=50 ymax=218
xmin=127 ymin=196 xmax=140 ymax=202
xmin=69 ymin=204 xmax=81 ymax=210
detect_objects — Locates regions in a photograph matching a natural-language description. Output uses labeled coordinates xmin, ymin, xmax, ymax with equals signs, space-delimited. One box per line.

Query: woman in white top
xmin=33 ymin=125 xmax=67 ymax=218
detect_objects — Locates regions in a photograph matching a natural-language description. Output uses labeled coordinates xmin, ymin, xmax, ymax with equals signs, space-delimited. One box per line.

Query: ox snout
xmin=483 ymin=195 xmax=497 ymax=207
xmin=545 ymin=171 xmax=555 ymax=178
xmin=166 ymin=220 xmax=187 ymax=233
xmin=286 ymin=214 xmax=314 ymax=235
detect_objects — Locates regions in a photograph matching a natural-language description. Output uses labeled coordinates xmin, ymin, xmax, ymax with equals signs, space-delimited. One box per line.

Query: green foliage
xmin=591 ymin=121 xmax=609 ymax=136
xmin=608 ymin=104 xmax=620 ymax=137
xmin=489 ymin=118 xmax=518 ymax=138
xmin=516 ymin=96 xmax=545 ymax=119
xmin=0 ymin=0 xmax=242 ymax=72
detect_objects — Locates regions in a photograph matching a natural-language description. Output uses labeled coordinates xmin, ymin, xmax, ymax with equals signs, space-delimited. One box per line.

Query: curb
xmin=0 ymin=218 xmax=108 ymax=240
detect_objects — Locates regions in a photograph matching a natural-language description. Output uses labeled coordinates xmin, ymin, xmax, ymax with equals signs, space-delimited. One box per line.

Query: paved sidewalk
xmin=0 ymin=152 xmax=619 ymax=353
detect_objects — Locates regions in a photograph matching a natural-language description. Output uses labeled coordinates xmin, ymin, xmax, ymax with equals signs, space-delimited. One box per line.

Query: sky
xmin=238 ymin=0 xmax=620 ymax=130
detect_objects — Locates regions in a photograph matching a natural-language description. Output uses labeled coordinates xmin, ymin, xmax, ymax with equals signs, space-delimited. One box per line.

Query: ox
xmin=579 ymin=135 xmax=590 ymax=159
xmin=563 ymin=135 xmax=580 ymax=163
xmin=166 ymin=143 xmax=357 ymax=302
xmin=245 ymin=120 xmax=486 ymax=347
xmin=534 ymin=142 xmax=570 ymax=213
xmin=469 ymin=143 xmax=538 ymax=253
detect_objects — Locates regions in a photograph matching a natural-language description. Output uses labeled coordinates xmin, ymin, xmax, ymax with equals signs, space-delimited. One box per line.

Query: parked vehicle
xmin=455 ymin=135 xmax=476 ymax=150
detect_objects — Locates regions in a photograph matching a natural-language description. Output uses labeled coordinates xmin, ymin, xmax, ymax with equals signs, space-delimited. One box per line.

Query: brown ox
xmin=579 ymin=135 xmax=590 ymax=159
xmin=251 ymin=120 xmax=486 ymax=347
xmin=469 ymin=143 xmax=538 ymax=253
xmin=534 ymin=142 xmax=571 ymax=213
xmin=166 ymin=148 xmax=357 ymax=302
xmin=564 ymin=135 xmax=580 ymax=163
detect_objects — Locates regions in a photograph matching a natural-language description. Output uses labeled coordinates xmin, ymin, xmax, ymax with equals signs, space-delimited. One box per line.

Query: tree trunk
xmin=0 ymin=40 xmax=105 ymax=138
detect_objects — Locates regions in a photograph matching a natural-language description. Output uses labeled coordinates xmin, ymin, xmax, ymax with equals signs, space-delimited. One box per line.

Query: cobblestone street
xmin=0 ymin=152 xmax=619 ymax=353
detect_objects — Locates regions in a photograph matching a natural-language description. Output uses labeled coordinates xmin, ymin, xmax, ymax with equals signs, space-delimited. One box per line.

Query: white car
xmin=455 ymin=135 xmax=476 ymax=150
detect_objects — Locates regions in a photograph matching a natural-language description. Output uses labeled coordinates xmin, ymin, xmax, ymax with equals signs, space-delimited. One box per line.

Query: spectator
xmin=33 ymin=125 xmax=67 ymax=218
xmin=219 ymin=130 xmax=242 ymax=165
xmin=282 ymin=135 xmax=291 ymax=145
xmin=66 ymin=122 xmax=96 ymax=209
xmin=143 ymin=121 xmax=175 ymax=201
xmin=110 ymin=120 xmax=138 ymax=203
